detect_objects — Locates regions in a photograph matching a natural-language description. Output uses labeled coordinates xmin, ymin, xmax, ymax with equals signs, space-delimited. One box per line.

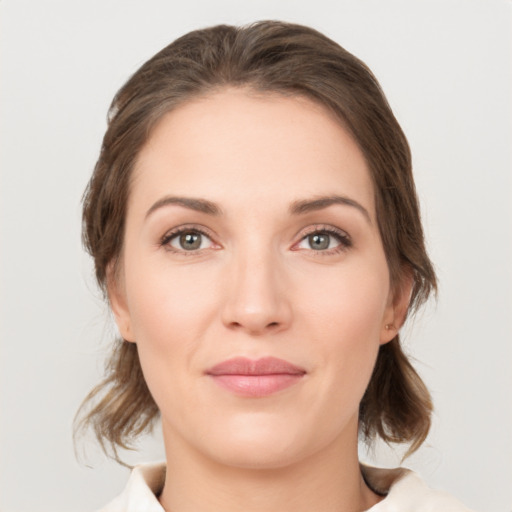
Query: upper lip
xmin=206 ymin=357 xmax=306 ymax=376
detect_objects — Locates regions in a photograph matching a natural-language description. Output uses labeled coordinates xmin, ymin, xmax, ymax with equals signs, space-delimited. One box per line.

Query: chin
xmin=208 ymin=438 xmax=306 ymax=470
xmin=195 ymin=412 xmax=325 ymax=470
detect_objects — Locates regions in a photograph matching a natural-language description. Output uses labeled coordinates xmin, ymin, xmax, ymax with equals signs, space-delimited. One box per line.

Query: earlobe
xmin=380 ymin=322 xmax=397 ymax=345
xmin=380 ymin=272 xmax=414 ymax=345
xmin=106 ymin=262 xmax=136 ymax=343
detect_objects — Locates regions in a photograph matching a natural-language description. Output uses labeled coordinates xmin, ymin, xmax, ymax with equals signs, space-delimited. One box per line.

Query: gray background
xmin=1 ymin=0 xmax=511 ymax=511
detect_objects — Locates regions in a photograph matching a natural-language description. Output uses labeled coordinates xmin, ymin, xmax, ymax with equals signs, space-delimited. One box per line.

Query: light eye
xmin=298 ymin=232 xmax=341 ymax=251
xmin=167 ymin=230 xmax=213 ymax=251
xmin=294 ymin=227 xmax=352 ymax=254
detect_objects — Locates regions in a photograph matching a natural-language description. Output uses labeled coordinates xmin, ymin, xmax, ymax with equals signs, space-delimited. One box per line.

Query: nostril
xmin=227 ymin=320 xmax=281 ymax=333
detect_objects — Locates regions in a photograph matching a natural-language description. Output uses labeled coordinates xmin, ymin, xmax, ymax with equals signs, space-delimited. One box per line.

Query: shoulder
xmin=97 ymin=462 xmax=166 ymax=512
xmin=362 ymin=465 xmax=475 ymax=512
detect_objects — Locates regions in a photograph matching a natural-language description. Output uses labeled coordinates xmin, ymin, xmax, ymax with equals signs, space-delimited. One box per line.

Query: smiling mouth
xmin=206 ymin=357 xmax=306 ymax=397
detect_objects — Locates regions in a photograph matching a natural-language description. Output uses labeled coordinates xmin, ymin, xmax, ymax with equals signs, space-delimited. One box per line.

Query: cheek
xmin=298 ymin=258 xmax=390 ymax=341
xmin=123 ymin=269 xmax=208 ymax=424
xmin=296 ymin=259 xmax=390 ymax=395
xmin=125 ymin=257 xmax=217 ymax=341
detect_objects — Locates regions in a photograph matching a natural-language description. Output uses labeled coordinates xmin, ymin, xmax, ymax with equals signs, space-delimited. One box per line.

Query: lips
xmin=206 ymin=357 xmax=306 ymax=397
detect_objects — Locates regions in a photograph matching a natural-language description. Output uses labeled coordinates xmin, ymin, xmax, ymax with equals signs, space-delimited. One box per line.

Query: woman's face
xmin=111 ymin=88 xmax=405 ymax=469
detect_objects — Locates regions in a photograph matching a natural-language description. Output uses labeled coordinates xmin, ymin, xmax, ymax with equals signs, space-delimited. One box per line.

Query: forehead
xmin=131 ymin=88 xmax=375 ymax=218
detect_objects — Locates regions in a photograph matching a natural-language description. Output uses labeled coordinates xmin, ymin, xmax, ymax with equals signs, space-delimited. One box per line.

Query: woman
xmin=77 ymin=21 xmax=473 ymax=511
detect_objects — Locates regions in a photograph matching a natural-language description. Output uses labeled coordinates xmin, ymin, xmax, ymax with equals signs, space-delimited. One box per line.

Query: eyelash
xmin=159 ymin=224 xmax=352 ymax=255
xmin=294 ymin=225 xmax=352 ymax=255
xmin=160 ymin=225 xmax=217 ymax=254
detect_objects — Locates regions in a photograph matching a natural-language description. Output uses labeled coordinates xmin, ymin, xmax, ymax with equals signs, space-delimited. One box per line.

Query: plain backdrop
xmin=1 ymin=1 xmax=511 ymax=511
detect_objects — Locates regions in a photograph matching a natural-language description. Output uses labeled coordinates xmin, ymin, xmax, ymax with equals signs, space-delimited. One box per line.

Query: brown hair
xmin=77 ymin=20 xmax=436 ymax=461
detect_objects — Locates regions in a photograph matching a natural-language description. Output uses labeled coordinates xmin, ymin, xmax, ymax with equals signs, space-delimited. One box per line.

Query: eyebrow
xmin=145 ymin=194 xmax=371 ymax=223
xmin=289 ymin=195 xmax=372 ymax=224
xmin=145 ymin=196 xmax=222 ymax=218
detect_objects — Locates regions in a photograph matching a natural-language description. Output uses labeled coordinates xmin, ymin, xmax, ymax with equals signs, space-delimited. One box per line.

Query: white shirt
xmin=99 ymin=462 xmax=474 ymax=512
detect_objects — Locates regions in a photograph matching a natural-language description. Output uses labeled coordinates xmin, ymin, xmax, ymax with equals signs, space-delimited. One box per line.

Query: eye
xmin=304 ymin=233 xmax=334 ymax=251
xmin=294 ymin=227 xmax=352 ymax=253
xmin=161 ymin=228 xmax=216 ymax=252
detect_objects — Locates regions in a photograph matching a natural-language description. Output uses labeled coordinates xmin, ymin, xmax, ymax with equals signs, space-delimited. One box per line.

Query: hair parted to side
xmin=76 ymin=20 xmax=437 ymax=463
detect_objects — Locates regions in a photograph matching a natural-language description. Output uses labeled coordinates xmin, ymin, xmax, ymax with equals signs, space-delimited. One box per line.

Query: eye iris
xmin=308 ymin=233 xmax=330 ymax=250
xmin=179 ymin=232 xmax=202 ymax=250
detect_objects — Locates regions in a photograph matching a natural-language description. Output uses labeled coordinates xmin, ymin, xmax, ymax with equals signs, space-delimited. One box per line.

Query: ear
xmin=380 ymin=271 xmax=414 ymax=345
xmin=106 ymin=261 xmax=136 ymax=343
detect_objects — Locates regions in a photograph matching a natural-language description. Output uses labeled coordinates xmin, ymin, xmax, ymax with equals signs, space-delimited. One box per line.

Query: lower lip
xmin=209 ymin=374 xmax=304 ymax=397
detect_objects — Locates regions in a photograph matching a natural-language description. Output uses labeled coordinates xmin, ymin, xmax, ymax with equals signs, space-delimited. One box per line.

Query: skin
xmin=109 ymin=88 xmax=411 ymax=512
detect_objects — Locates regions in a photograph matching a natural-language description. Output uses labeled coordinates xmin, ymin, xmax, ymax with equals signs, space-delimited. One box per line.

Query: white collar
xmin=99 ymin=461 xmax=473 ymax=512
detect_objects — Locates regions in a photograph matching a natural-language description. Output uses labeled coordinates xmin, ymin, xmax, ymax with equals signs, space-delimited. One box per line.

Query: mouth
xmin=206 ymin=357 xmax=306 ymax=397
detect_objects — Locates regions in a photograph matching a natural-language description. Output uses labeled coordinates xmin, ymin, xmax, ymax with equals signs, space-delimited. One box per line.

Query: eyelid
xmin=299 ymin=224 xmax=348 ymax=237
xmin=160 ymin=224 xmax=221 ymax=252
xmin=291 ymin=224 xmax=352 ymax=253
xmin=158 ymin=223 xmax=351 ymax=254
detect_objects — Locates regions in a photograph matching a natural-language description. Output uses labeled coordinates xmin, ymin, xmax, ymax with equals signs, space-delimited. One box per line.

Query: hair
xmin=76 ymin=20 xmax=437 ymax=462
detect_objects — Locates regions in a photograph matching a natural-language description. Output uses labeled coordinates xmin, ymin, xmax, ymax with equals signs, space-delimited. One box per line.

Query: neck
xmin=158 ymin=421 xmax=381 ymax=512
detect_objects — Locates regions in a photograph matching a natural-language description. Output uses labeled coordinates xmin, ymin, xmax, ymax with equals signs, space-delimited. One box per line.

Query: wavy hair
xmin=76 ymin=20 xmax=436 ymax=462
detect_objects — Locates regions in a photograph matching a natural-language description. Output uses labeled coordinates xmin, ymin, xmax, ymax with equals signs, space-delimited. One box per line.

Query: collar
xmin=99 ymin=461 xmax=472 ymax=512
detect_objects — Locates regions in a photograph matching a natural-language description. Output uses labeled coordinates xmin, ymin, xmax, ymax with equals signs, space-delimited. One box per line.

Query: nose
xmin=221 ymin=248 xmax=292 ymax=335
